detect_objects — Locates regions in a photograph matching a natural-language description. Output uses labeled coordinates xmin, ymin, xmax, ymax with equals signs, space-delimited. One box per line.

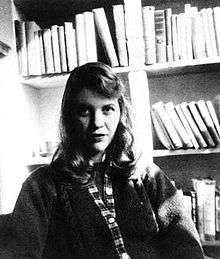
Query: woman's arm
xmin=144 ymin=163 xmax=205 ymax=259
xmin=10 ymin=167 xmax=57 ymax=258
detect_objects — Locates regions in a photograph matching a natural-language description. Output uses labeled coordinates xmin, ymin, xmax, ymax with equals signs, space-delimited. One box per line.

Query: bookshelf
xmin=1 ymin=0 xmax=219 ymax=257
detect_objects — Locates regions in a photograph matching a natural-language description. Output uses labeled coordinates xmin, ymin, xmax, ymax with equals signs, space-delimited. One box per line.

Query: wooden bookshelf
xmin=21 ymin=58 xmax=220 ymax=89
xmin=153 ymin=147 xmax=220 ymax=158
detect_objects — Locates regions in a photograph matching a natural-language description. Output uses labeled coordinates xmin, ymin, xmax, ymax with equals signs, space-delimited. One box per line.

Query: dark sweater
xmin=1 ymin=161 xmax=204 ymax=259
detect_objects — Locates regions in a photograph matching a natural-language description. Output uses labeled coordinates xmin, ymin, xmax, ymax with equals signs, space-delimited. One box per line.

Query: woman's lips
xmin=90 ymin=134 xmax=106 ymax=142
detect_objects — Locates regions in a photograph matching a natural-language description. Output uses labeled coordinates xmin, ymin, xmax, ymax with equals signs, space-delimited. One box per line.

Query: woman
xmin=8 ymin=62 xmax=204 ymax=258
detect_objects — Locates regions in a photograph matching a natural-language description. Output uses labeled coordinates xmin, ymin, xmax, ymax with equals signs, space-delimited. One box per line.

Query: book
xmin=42 ymin=28 xmax=54 ymax=74
xmin=123 ymin=0 xmax=145 ymax=66
xmin=192 ymin=178 xmax=205 ymax=241
xmin=164 ymin=102 xmax=193 ymax=148
xmin=38 ymin=30 xmax=46 ymax=75
xmin=213 ymin=7 xmax=220 ymax=56
xmin=206 ymin=100 xmax=220 ymax=137
xmin=177 ymin=13 xmax=188 ymax=61
xmin=64 ymin=22 xmax=77 ymax=71
xmin=93 ymin=7 xmax=119 ymax=67
xmin=180 ymin=102 xmax=207 ymax=148
xmin=171 ymin=14 xmax=179 ymax=61
xmin=112 ymin=4 xmax=128 ymax=67
xmin=175 ymin=104 xmax=200 ymax=149
xmin=33 ymin=31 xmax=42 ymax=75
xmin=152 ymin=101 xmax=183 ymax=149
xmin=142 ymin=6 xmax=156 ymax=64
xmin=164 ymin=8 xmax=173 ymax=62
xmin=14 ymin=20 xmax=28 ymax=76
xmin=25 ymin=21 xmax=40 ymax=75
xmin=83 ymin=11 xmax=98 ymax=63
xmin=216 ymin=188 xmax=220 ymax=240
xmin=203 ymin=179 xmax=216 ymax=241
xmin=75 ymin=13 xmax=87 ymax=66
xmin=57 ymin=25 xmax=68 ymax=72
xmin=151 ymin=109 xmax=175 ymax=150
xmin=200 ymin=8 xmax=215 ymax=57
xmin=51 ymin=25 xmax=61 ymax=73
xmin=155 ymin=10 xmax=166 ymax=63
xmin=206 ymin=8 xmax=218 ymax=57
xmin=191 ymin=8 xmax=206 ymax=59
xmin=184 ymin=4 xmax=193 ymax=60
xmin=196 ymin=100 xmax=220 ymax=146
xmin=213 ymin=94 xmax=220 ymax=123
xmin=183 ymin=190 xmax=197 ymax=226
xmin=188 ymin=101 xmax=215 ymax=147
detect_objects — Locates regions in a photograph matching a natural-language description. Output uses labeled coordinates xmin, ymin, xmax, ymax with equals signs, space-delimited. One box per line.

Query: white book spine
xmin=57 ymin=25 xmax=68 ymax=72
xmin=93 ymin=8 xmax=119 ymax=67
xmin=142 ymin=6 xmax=156 ymax=64
xmin=213 ymin=7 xmax=220 ymax=56
xmin=83 ymin=11 xmax=98 ymax=63
xmin=51 ymin=25 xmax=61 ymax=73
xmin=42 ymin=28 xmax=54 ymax=74
xmin=113 ymin=4 xmax=128 ymax=67
xmin=75 ymin=13 xmax=87 ymax=66
xmin=64 ymin=22 xmax=77 ymax=71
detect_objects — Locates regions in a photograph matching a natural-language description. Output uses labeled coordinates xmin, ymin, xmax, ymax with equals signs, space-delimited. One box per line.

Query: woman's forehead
xmin=74 ymin=88 xmax=119 ymax=105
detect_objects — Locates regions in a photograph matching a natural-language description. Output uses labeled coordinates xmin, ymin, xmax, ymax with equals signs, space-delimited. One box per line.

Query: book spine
xmin=83 ymin=11 xmax=98 ymax=63
xmin=25 ymin=21 xmax=40 ymax=76
xmin=164 ymin=8 xmax=173 ymax=62
xmin=155 ymin=10 xmax=167 ymax=63
xmin=177 ymin=13 xmax=188 ymax=61
xmin=64 ymin=22 xmax=78 ymax=71
xmin=51 ymin=25 xmax=61 ymax=73
xmin=171 ymin=15 xmax=179 ymax=61
xmin=124 ymin=0 xmax=145 ymax=66
xmin=206 ymin=8 xmax=218 ymax=57
xmin=38 ymin=30 xmax=46 ymax=75
xmin=184 ymin=4 xmax=193 ymax=60
xmin=191 ymin=9 xmax=206 ymax=59
xmin=57 ymin=25 xmax=68 ymax=72
xmin=216 ymin=190 xmax=220 ymax=240
xmin=14 ymin=20 xmax=28 ymax=76
xmin=93 ymin=8 xmax=119 ymax=67
xmin=213 ymin=7 xmax=220 ymax=56
xmin=142 ymin=6 xmax=156 ymax=64
xmin=75 ymin=13 xmax=87 ymax=66
xmin=112 ymin=4 xmax=128 ymax=67
xmin=203 ymin=179 xmax=216 ymax=241
xmin=151 ymin=109 xmax=174 ymax=150
xmin=206 ymin=100 xmax=220 ymax=137
xmin=33 ymin=31 xmax=42 ymax=75
xmin=42 ymin=28 xmax=54 ymax=74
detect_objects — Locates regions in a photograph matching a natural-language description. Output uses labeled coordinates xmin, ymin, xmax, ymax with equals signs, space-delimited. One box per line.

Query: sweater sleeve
xmin=143 ymin=163 xmax=205 ymax=259
xmin=10 ymin=166 xmax=57 ymax=259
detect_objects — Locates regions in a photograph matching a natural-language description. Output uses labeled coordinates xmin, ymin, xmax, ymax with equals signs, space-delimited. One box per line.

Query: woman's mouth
xmin=90 ymin=134 xmax=106 ymax=142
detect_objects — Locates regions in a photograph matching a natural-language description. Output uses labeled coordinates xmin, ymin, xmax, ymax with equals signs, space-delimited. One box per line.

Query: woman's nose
xmin=93 ymin=110 xmax=104 ymax=128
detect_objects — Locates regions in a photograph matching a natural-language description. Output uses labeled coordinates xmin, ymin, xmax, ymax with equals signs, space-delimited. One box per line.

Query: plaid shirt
xmin=88 ymin=167 xmax=130 ymax=259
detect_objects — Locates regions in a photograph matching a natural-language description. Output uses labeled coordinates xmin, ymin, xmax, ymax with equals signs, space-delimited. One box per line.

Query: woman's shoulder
xmin=23 ymin=165 xmax=57 ymax=197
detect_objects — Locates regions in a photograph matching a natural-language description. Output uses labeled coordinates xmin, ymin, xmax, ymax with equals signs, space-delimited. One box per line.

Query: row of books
xmin=151 ymin=99 xmax=220 ymax=150
xmin=16 ymin=1 xmax=220 ymax=77
xmin=175 ymin=178 xmax=220 ymax=242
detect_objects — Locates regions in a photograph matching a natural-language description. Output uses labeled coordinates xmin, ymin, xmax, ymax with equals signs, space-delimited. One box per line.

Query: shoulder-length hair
xmin=52 ymin=62 xmax=138 ymax=182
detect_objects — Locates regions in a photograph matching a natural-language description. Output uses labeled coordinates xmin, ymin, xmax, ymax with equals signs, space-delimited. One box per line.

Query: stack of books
xmin=151 ymin=99 xmax=220 ymax=150
xmin=174 ymin=178 xmax=220 ymax=243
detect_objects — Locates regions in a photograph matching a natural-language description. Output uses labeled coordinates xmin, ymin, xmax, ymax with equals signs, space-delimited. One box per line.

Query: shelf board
xmin=153 ymin=147 xmax=220 ymax=158
xmin=202 ymin=240 xmax=220 ymax=247
xmin=21 ymin=57 xmax=220 ymax=88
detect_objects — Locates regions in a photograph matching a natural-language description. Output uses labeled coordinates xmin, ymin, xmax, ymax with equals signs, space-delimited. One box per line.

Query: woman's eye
xmin=76 ymin=107 xmax=90 ymax=117
xmin=103 ymin=106 xmax=115 ymax=114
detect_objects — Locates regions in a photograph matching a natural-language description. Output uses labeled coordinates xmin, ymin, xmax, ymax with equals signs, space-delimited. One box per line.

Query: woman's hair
xmin=53 ymin=62 xmax=138 ymax=181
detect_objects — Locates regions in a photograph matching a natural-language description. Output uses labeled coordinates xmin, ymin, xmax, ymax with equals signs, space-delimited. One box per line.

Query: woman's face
xmin=73 ymin=88 xmax=121 ymax=161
